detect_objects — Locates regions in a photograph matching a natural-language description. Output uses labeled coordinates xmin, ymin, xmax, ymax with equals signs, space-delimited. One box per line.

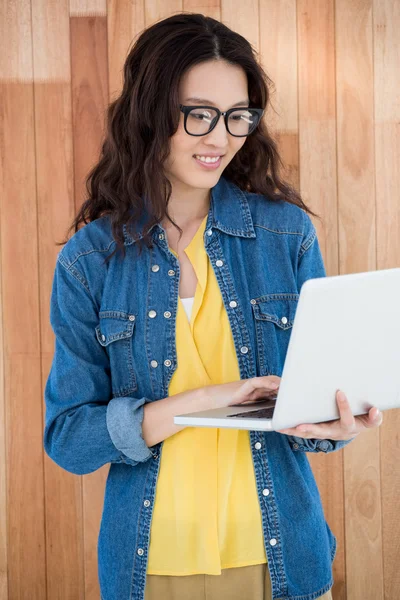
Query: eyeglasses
xmin=179 ymin=104 xmax=264 ymax=137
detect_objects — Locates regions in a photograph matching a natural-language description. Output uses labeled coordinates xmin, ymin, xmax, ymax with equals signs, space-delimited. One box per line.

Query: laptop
xmin=174 ymin=268 xmax=400 ymax=432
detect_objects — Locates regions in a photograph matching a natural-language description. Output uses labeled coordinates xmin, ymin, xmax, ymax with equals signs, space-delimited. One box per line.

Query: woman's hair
xmin=57 ymin=12 xmax=320 ymax=263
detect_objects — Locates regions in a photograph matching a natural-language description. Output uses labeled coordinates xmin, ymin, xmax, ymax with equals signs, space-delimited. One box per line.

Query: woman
xmin=43 ymin=13 xmax=382 ymax=600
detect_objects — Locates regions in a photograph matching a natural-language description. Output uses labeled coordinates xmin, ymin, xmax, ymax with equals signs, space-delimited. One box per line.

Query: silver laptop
xmin=174 ymin=268 xmax=400 ymax=432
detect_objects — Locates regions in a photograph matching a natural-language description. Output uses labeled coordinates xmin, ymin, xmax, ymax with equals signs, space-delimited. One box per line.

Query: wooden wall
xmin=0 ymin=1 xmax=399 ymax=598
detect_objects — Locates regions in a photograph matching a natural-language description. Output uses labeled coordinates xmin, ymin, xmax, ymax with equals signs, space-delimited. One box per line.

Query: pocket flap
xmin=95 ymin=310 xmax=136 ymax=346
xmin=251 ymin=294 xmax=299 ymax=330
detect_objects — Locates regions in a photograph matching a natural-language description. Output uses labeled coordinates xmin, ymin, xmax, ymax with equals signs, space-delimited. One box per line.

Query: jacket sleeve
xmin=286 ymin=213 xmax=354 ymax=454
xmin=43 ymin=255 xmax=157 ymax=475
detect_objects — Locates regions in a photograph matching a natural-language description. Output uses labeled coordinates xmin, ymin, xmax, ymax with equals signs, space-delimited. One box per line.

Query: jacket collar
xmin=122 ymin=175 xmax=256 ymax=245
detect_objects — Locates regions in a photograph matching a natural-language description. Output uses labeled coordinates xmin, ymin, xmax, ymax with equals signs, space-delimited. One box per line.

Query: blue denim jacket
xmin=44 ymin=175 xmax=352 ymax=600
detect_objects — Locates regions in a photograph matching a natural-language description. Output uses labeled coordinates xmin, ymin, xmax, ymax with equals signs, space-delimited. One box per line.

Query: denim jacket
xmin=44 ymin=175 xmax=353 ymax=600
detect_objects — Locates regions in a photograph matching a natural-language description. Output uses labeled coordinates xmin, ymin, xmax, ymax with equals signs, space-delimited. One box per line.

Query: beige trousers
xmin=144 ymin=563 xmax=334 ymax=600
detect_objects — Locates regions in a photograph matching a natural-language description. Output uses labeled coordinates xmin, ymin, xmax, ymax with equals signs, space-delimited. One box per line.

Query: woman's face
xmin=164 ymin=60 xmax=249 ymax=190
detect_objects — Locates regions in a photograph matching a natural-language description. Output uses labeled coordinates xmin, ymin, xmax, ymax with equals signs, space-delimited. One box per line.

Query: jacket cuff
xmin=106 ymin=396 xmax=156 ymax=464
xmin=287 ymin=435 xmax=354 ymax=453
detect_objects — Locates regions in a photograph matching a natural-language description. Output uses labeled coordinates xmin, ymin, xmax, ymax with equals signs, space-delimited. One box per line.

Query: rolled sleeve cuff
xmin=106 ymin=396 xmax=155 ymax=464
xmin=288 ymin=435 xmax=354 ymax=453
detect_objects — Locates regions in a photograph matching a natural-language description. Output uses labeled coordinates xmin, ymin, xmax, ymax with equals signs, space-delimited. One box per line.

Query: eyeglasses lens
xmin=186 ymin=108 xmax=259 ymax=136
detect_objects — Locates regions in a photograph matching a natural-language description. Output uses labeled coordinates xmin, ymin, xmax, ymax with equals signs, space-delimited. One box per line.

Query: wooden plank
xmin=259 ymin=1 xmax=299 ymax=200
xmin=70 ymin=0 xmax=107 ymax=16
xmin=108 ymin=1 xmax=145 ymax=100
xmin=145 ymin=0 xmax=183 ymax=26
xmin=221 ymin=0 xmax=259 ymax=54
xmin=373 ymin=1 xmax=400 ymax=599
xmin=69 ymin=6 xmax=110 ymax=599
xmin=0 ymin=0 xmax=46 ymax=596
xmin=335 ymin=2 xmax=384 ymax=599
xmin=297 ymin=2 xmax=346 ymax=599
xmin=184 ymin=0 xmax=220 ymax=20
xmin=31 ymin=0 xmax=86 ymax=598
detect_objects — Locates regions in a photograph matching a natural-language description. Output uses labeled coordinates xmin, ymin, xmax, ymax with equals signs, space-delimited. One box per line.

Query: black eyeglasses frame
xmin=179 ymin=104 xmax=264 ymax=137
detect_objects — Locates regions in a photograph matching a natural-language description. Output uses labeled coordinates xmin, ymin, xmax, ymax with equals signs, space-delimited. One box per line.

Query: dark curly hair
xmin=57 ymin=12 xmax=320 ymax=264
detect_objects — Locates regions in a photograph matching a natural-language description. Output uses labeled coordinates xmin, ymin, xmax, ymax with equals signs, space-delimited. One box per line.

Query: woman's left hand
xmin=276 ymin=390 xmax=383 ymax=441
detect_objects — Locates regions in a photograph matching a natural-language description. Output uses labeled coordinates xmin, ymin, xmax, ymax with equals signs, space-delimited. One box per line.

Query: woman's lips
xmin=193 ymin=155 xmax=223 ymax=170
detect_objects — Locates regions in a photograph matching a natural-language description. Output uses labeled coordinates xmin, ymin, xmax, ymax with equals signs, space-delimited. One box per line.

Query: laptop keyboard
xmin=227 ymin=405 xmax=275 ymax=419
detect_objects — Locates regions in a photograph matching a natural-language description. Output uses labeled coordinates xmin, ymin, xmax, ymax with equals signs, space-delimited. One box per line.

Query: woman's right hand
xmin=202 ymin=375 xmax=281 ymax=410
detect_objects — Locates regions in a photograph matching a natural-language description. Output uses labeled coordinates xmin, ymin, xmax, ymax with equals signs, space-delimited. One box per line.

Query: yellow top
xmin=147 ymin=214 xmax=267 ymax=575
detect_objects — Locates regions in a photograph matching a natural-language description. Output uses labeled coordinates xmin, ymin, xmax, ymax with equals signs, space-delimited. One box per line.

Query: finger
xmin=336 ymin=390 xmax=356 ymax=432
xmin=367 ymin=406 xmax=383 ymax=427
xmin=248 ymin=376 xmax=280 ymax=391
xmin=278 ymin=423 xmax=330 ymax=437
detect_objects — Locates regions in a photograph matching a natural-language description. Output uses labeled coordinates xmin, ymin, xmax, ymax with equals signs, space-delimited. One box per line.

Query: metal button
xmin=206 ymin=229 xmax=213 ymax=236
xmin=101 ymin=334 xmax=106 ymax=342
xmin=144 ymin=500 xmax=150 ymax=507
xmin=152 ymin=265 xmax=160 ymax=272
xmin=281 ymin=316 xmax=288 ymax=324
xmin=150 ymin=360 xmax=158 ymax=368
xmin=269 ymin=539 xmax=277 ymax=546
xmin=262 ymin=489 xmax=270 ymax=496
xmin=148 ymin=310 xmax=157 ymax=318
xmin=159 ymin=234 xmax=164 ymax=240
xmin=215 ymin=259 xmax=223 ymax=267
xmin=250 ymin=299 xmax=256 ymax=305
xmin=255 ymin=442 xmax=262 ymax=450
xmin=128 ymin=315 xmax=135 ymax=321
xmin=137 ymin=548 xmax=144 ymax=556
xmin=168 ymin=270 xmax=175 ymax=276
xmin=164 ymin=311 xmax=171 ymax=318
xmin=240 ymin=346 xmax=248 ymax=354
xmin=293 ymin=443 xmax=299 ymax=450
xmin=164 ymin=359 xmax=172 ymax=367
xmin=229 ymin=301 xmax=237 ymax=308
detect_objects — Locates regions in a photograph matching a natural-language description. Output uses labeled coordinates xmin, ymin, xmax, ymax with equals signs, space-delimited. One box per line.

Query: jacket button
xmin=216 ymin=259 xmax=223 ymax=267
xmin=255 ymin=442 xmax=262 ymax=450
xmin=148 ymin=310 xmax=157 ymax=318
xmin=101 ymin=334 xmax=106 ymax=342
xmin=150 ymin=360 xmax=158 ymax=368
xmin=206 ymin=229 xmax=212 ymax=236
xmin=281 ymin=316 xmax=288 ymax=324
xmin=128 ymin=315 xmax=135 ymax=321
xmin=229 ymin=301 xmax=237 ymax=308
xmin=168 ymin=270 xmax=175 ymax=276
xmin=240 ymin=346 xmax=248 ymax=354
xmin=152 ymin=265 xmax=160 ymax=272
xmin=164 ymin=359 xmax=172 ymax=367
xmin=269 ymin=539 xmax=277 ymax=546
xmin=159 ymin=234 xmax=164 ymax=240
xmin=262 ymin=488 xmax=270 ymax=496
xmin=144 ymin=500 xmax=150 ymax=507
xmin=293 ymin=443 xmax=299 ymax=450
xmin=137 ymin=548 xmax=144 ymax=556
xmin=250 ymin=299 xmax=256 ymax=305
xmin=164 ymin=311 xmax=171 ymax=318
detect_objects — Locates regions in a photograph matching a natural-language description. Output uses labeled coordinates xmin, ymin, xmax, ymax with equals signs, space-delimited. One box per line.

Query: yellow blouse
xmin=147 ymin=214 xmax=267 ymax=575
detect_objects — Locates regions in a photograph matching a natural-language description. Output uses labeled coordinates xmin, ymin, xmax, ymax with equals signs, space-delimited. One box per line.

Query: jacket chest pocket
xmin=251 ymin=293 xmax=299 ymax=376
xmin=95 ymin=310 xmax=137 ymax=396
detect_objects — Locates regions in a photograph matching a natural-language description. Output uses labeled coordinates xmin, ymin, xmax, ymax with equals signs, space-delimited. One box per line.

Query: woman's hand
xmin=277 ymin=390 xmax=383 ymax=441
xmin=203 ymin=375 xmax=281 ymax=410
